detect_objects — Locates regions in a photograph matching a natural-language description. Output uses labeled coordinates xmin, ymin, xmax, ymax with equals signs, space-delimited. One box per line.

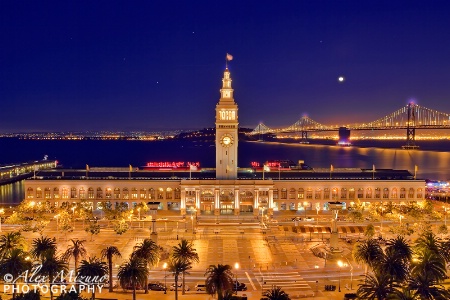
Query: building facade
xmin=23 ymin=68 xmax=426 ymax=216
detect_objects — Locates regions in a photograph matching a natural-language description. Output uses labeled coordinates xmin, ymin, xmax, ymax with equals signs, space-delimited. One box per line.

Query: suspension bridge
xmin=249 ymin=103 xmax=450 ymax=148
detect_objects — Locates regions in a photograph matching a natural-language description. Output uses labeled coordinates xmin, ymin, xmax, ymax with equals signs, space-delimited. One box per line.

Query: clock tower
xmin=215 ymin=67 xmax=238 ymax=179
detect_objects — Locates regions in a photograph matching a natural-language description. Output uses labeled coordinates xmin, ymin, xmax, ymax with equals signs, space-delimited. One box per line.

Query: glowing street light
xmin=163 ymin=262 xmax=167 ymax=294
xmin=234 ymin=262 xmax=239 ymax=294
xmin=337 ymin=260 xmax=345 ymax=292
xmin=190 ymin=215 xmax=194 ymax=233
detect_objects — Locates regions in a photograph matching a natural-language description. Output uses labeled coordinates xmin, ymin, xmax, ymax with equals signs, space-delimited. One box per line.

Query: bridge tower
xmin=403 ymin=103 xmax=419 ymax=149
xmin=215 ymin=67 xmax=239 ymax=180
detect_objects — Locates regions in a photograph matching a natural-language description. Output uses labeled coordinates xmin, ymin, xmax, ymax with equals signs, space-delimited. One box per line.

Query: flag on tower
xmin=129 ymin=164 xmax=133 ymax=172
xmin=226 ymin=53 xmax=233 ymax=61
xmin=190 ymin=164 xmax=198 ymax=171
xmin=86 ymin=164 xmax=90 ymax=172
xmin=415 ymin=165 xmax=418 ymax=172
xmin=263 ymin=165 xmax=271 ymax=172
xmin=372 ymin=164 xmax=375 ymax=172
xmin=330 ymin=164 xmax=334 ymax=172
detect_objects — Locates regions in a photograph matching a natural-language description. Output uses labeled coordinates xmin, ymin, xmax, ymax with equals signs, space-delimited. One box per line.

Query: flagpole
xmin=263 ymin=167 xmax=265 ymax=180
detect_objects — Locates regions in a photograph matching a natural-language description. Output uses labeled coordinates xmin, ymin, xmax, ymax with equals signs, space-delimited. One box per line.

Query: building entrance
xmin=220 ymin=204 xmax=234 ymax=214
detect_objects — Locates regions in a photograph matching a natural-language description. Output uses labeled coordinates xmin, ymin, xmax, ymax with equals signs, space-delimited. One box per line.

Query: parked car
xmin=104 ymin=280 xmax=118 ymax=288
xmin=148 ymin=282 xmax=166 ymax=291
xmin=232 ymin=281 xmax=247 ymax=291
xmin=304 ymin=217 xmax=315 ymax=221
xmin=195 ymin=282 xmax=206 ymax=291
xmin=124 ymin=283 xmax=142 ymax=290
xmin=170 ymin=283 xmax=190 ymax=291
xmin=291 ymin=217 xmax=302 ymax=221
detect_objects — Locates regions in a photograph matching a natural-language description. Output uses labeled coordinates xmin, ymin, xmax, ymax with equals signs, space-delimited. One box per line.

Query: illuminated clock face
xmin=220 ymin=134 xmax=233 ymax=147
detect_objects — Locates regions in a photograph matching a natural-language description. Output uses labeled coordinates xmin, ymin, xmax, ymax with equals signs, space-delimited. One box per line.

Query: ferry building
xmin=24 ymin=67 xmax=426 ymax=216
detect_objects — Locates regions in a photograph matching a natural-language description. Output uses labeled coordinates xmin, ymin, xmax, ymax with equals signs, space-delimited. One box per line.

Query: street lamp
xmin=337 ymin=260 xmax=343 ymax=292
xmin=30 ymin=201 xmax=36 ymax=219
xmin=0 ymin=208 xmax=4 ymax=232
xmin=315 ymin=203 xmax=320 ymax=225
xmin=399 ymin=215 xmax=404 ymax=226
xmin=163 ymin=262 xmax=167 ymax=294
xmin=190 ymin=215 xmax=194 ymax=233
xmin=234 ymin=262 xmax=239 ymax=294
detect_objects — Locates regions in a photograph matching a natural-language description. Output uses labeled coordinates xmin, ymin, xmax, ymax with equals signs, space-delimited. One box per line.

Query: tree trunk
xmin=49 ymin=274 xmax=54 ymax=300
xmin=182 ymin=271 xmax=185 ymax=295
xmin=133 ymin=283 xmax=136 ymax=300
xmin=108 ymin=258 xmax=113 ymax=292
xmin=144 ymin=276 xmax=149 ymax=294
xmin=92 ymin=289 xmax=95 ymax=300
xmin=175 ymin=274 xmax=179 ymax=300
xmin=13 ymin=282 xmax=16 ymax=300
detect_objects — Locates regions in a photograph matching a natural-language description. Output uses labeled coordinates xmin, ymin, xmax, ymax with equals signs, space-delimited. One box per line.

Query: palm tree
xmin=132 ymin=238 xmax=159 ymax=294
xmin=415 ymin=231 xmax=447 ymax=262
xmin=385 ymin=235 xmax=412 ymax=264
xmin=117 ymin=256 xmax=149 ymax=300
xmin=77 ymin=257 xmax=108 ymax=300
xmin=171 ymin=239 xmax=199 ymax=295
xmin=262 ymin=286 xmax=291 ymax=300
xmin=388 ymin=287 xmax=418 ymax=300
xmin=169 ymin=258 xmax=192 ymax=300
xmin=62 ymin=239 xmax=87 ymax=275
xmin=0 ymin=231 xmax=26 ymax=258
xmin=357 ymin=270 xmax=397 ymax=300
xmin=31 ymin=236 xmax=57 ymax=260
xmin=0 ymin=249 xmax=32 ymax=300
xmin=204 ymin=264 xmax=234 ymax=300
xmin=377 ymin=248 xmax=409 ymax=285
xmin=100 ymin=246 xmax=122 ymax=292
xmin=38 ymin=249 xmax=68 ymax=300
xmin=353 ymin=238 xmax=383 ymax=276
xmin=408 ymin=248 xmax=450 ymax=298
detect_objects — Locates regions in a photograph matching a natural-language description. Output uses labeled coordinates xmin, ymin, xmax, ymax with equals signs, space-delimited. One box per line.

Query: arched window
xmin=391 ymin=188 xmax=398 ymax=199
xmin=400 ymin=188 xmax=406 ymax=199
xmin=27 ymin=188 xmax=34 ymax=199
xmin=88 ymin=188 xmax=94 ymax=199
xmin=281 ymin=188 xmax=287 ymax=199
xmin=106 ymin=188 xmax=112 ymax=199
xmin=149 ymin=188 xmax=155 ymax=200
xmin=53 ymin=188 xmax=60 ymax=199
xmin=114 ymin=188 xmax=120 ymax=199
xmin=131 ymin=188 xmax=138 ymax=200
xmin=273 ymin=189 xmax=279 ymax=200
xmin=357 ymin=188 xmax=364 ymax=198
xmin=79 ymin=188 xmax=86 ymax=200
xmin=62 ymin=188 xmax=69 ymax=199
xmin=36 ymin=188 xmax=42 ymax=199
xmin=71 ymin=188 xmax=77 ymax=199
xmin=332 ymin=188 xmax=338 ymax=200
xmin=158 ymin=188 xmax=164 ymax=199
xmin=44 ymin=188 xmax=51 ymax=199
xmin=122 ymin=188 xmax=129 ymax=200
xmin=140 ymin=188 xmax=147 ymax=199
xmin=383 ymin=188 xmax=389 ymax=199
xmin=348 ymin=188 xmax=355 ymax=199
xmin=324 ymin=188 xmax=330 ymax=200
xmin=375 ymin=188 xmax=381 ymax=199
xmin=340 ymin=188 xmax=347 ymax=199
xmin=166 ymin=188 xmax=173 ymax=200
xmin=97 ymin=188 xmax=103 ymax=199
xmin=306 ymin=188 xmax=313 ymax=199
xmin=408 ymin=188 xmax=415 ymax=198
xmin=366 ymin=188 xmax=372 ymax=199
xmin=417 ymin=188 xmax=423 ymax=199
xmin=315 ymin=188 xmax=322 ymax=200
xmin=290 ymin=188 xmax=297 ymax=199
xmin=174 ymin=188 xmax=181 ymax=199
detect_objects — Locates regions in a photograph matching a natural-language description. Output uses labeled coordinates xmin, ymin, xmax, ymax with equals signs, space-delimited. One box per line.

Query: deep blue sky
xmin=1 ymin=0 xmax=450 ymax=133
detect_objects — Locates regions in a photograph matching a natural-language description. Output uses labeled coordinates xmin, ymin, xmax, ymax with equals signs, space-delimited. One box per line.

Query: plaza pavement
xmin=0 ymin=212 xmax=366 ymax=300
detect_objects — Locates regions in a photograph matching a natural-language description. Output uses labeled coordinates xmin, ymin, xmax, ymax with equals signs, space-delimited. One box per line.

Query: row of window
xmin=27 ymin=187 xmax=181 ymax=200
xmin=26 ymin=186 xmax=424 ymax=201
xmin=272 ymin=187 xmax=423 ymax=200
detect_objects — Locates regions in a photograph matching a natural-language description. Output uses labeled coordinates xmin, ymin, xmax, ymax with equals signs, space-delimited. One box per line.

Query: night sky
xmin=2 ymin=1 xmax=450 ymax=133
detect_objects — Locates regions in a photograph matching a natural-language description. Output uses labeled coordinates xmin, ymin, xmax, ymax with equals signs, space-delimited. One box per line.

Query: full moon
xmin=338 ymin=76 xmax=345 ymax=82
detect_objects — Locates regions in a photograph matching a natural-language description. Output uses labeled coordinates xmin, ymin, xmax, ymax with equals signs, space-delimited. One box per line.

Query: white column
xmin=254 ymin=189 xmax=259 ymax=208
xmin=180 ymin=189 xmax=186 ymax=209
xmin=269 ymin=189 xmax=274 ymax=208
xmin=235 ymin=189 xmax=240 ymax=210
xmin=215 ymin=189 xmax=220 ymax=209
xmin=195 ymin=190 xmax=200 ymax=209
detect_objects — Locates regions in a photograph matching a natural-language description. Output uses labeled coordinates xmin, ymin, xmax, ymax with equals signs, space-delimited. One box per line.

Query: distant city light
xmin=338 ymin=76 xmax=345 ymax=82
